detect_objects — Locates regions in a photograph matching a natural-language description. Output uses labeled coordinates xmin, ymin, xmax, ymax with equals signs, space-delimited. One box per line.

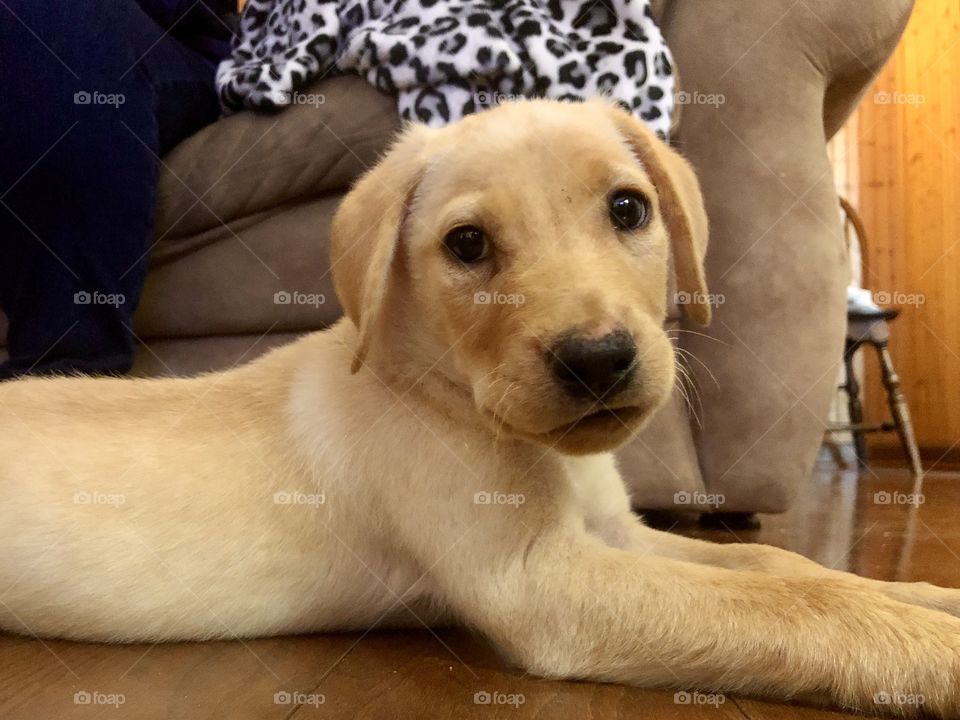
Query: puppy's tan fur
xmin=2 ymin=100 xmax=959 ymax=717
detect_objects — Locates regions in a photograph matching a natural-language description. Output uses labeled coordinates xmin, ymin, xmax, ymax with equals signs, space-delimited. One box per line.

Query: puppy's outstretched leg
xmin=445 ymin=533 xmax=960 ymax=717
xmin=568 ymin=453 xmax=960 ymax=620
xmin=619 ymin=517 xmax=960 ymax=620
xmin=388 ymin=449 xmax=958 ymax=715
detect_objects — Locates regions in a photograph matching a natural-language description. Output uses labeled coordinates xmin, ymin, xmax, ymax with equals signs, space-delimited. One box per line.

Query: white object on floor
xmin=847 ymin=285 xmax=879 ymax=312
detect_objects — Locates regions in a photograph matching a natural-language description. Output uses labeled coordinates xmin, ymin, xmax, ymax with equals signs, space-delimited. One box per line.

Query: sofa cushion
xmin=153 ymin=74 xmax=399 ymax=245
xmin=134 ymin=75 xmax=400 ymax=340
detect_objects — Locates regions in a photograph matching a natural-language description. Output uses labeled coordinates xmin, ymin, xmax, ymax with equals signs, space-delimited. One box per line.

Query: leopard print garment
xmin=217 ymin=0 xmax=674 ymax=137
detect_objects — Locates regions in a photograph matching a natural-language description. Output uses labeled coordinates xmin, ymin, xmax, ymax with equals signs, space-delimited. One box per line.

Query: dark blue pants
xmin=0 ymin=0 xmax=221 ymax=379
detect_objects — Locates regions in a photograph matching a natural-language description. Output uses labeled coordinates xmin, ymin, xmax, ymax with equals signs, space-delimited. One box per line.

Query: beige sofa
xmin=110 ymin=0 xmax=912 ymax=514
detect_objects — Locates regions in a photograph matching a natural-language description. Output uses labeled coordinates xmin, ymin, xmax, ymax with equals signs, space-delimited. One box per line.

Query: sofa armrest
xmin=623 ymin=0 xmax=912 ymax=512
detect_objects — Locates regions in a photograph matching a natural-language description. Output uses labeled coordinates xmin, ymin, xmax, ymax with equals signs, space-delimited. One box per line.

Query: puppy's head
xmin=331 ymin=100 xmax=709 ymax=455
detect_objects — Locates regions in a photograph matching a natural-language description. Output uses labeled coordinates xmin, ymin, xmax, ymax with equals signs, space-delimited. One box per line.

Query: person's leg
xmin=0 ymin=0 xmax=221 ymax=379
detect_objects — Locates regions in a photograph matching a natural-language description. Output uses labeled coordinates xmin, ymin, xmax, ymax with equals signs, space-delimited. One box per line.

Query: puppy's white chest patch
xmin=564 ymin=453 xmax=635 ymax=550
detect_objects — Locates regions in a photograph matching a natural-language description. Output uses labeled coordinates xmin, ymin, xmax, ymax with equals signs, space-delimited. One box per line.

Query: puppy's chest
xmin=565 ymin=453 xmax=635 ymax=549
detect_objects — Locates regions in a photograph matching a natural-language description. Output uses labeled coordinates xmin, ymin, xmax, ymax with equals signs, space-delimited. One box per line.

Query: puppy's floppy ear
xmin=330 ymin=124 xmax=433 ymax=373
xmin=606 ymin=106 xmax=712 ymax=325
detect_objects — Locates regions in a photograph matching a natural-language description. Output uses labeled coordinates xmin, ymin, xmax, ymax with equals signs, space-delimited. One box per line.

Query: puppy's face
xmin=332 ymin=100 xmax=710 ymax=455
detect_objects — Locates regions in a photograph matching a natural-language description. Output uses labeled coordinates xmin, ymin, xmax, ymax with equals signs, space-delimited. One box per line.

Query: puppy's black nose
xmin=550 ymin=331 xmax=637 ymax=400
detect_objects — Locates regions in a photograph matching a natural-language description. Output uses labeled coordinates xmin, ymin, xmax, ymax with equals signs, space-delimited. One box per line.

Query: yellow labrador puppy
xmin=1 ymin=100 xmax=959 ymax=717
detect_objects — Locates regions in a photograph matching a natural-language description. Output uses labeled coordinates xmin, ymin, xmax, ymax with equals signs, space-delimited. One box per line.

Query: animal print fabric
xmin=217 ymin=0 xmax=675 ymax=137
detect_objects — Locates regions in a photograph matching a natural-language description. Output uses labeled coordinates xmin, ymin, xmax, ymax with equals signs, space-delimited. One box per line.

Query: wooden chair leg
xmin=823 ymin=437 xmax=846 ymax=468
xmin=875 ymin=342 xmax=924 ymax=479
xmin=843 ymin=341 xmax=868 ymax=468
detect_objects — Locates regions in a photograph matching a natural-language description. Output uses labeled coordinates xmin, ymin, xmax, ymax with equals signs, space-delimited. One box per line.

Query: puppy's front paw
xmin=881 ymin=580 xmax=960 ymax=619
xmin=851 ymin=603 xmax=960 ymax=719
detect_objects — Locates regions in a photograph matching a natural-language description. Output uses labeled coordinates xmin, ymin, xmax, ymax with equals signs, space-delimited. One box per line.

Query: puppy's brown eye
xmin=444 ymin=226 xmax=488 ymax=264
xmin=608 ymin=191 xmax=651 ymax=231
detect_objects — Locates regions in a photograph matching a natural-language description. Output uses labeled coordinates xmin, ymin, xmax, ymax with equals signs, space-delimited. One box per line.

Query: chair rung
xmin=827 ymin=423 xmax=895 ymax=434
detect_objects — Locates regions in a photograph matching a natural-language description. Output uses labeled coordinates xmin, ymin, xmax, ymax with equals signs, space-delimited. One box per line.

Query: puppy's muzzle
xmin=550 ymin=330 xmax=637 ymax=401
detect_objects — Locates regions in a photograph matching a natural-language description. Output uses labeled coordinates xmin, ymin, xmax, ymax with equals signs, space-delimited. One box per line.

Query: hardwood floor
xmin=2 ymin=457 xmax=958 ymax=719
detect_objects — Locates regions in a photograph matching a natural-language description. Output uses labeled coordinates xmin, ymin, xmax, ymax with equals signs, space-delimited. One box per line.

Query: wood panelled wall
xmin=855 ymin=0 xmax=960 ymax=457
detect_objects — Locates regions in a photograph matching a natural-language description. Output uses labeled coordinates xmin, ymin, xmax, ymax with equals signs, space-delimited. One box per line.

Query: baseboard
xmin=867 ymin=440 xmax=960 ymax=471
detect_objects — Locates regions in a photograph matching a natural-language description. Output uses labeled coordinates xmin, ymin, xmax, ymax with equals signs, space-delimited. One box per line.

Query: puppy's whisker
xmin=674 ymin=356 xmax=701 ymax=413
xmin=478 ymin=362 xmax=508 ymax=386
xmin=672 ymin=361 xmax=693 ymax=408
xmin=492 ymin=381 xmax=521 ymax=446
xmin=673 ymin=356 xmax=703 ymax=428
xmin=676 ymin=375 xmax=702 ymax=429
xmin=489 ymin=373 xmax=526 ymax=447
xmin=674 ymin=378 xmax=698 ymax=428
xmin=671 ymin=344 xmax=720 ymax=391
xmin=666 ymin=328 xmax=730 ymax=347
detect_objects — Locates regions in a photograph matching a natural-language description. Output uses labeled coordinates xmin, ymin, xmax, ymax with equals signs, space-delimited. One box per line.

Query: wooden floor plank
xmin=0 ymin=634 xmax=364 ymax=720
xmin=735 ymin=697 xmax=865 ymax=720
xmin=288 ymin=628 xmax=748 ymax=719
